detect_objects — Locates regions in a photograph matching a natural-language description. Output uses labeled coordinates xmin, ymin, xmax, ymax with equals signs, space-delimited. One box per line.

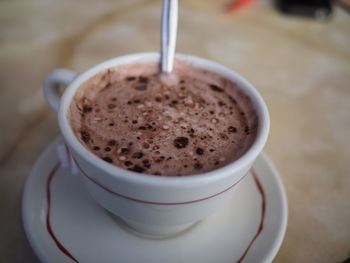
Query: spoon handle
xmin=161 ymin=0 xmax=178 ymax=74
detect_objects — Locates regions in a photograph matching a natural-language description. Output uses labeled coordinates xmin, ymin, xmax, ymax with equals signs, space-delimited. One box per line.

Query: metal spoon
xmin=161 ymin=0 xmax=178 ymax=74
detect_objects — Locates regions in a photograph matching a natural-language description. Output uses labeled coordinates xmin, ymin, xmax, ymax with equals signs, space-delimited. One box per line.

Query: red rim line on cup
xmin=75 ymin=158 xmax=247 ymax=206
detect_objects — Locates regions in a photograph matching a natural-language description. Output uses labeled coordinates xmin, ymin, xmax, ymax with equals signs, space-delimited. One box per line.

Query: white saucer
xmin=22 ymin=138 xmax=287 ymax=263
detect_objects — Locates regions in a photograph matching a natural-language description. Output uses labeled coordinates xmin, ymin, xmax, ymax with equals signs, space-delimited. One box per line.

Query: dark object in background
xmin=276 ymin=0 xmax=332 ymax=19
xmin=338 ymin=0 xmax=350 ymax=12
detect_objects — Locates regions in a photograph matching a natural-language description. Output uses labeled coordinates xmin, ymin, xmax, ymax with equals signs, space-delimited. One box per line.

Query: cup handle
xmin=43 ymin=69 xmax=78 ymax=113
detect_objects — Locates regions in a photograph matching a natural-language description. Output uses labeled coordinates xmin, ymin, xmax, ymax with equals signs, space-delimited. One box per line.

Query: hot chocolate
xmin=69 ymin=61 xmax=258 ymax=176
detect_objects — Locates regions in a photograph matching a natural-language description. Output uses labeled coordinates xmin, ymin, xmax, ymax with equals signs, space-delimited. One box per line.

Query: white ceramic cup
xmin=43 ymin=52 xmax=269 ymax=237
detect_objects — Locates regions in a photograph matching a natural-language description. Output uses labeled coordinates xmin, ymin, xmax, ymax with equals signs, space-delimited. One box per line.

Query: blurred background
xmin=0 ymin=0 xmax=350 ymax=262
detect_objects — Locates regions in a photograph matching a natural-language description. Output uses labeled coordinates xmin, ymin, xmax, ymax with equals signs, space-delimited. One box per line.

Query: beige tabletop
xmin=1 ymin=0 xmax=350 ymax=262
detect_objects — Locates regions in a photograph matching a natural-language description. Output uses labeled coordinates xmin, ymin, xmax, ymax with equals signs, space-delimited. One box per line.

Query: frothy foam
xmin=69 ymin=61 xmax=258 ymax=176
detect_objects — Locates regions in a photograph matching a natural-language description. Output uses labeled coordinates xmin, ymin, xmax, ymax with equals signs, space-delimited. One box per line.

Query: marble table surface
xmin=1 ymin=0 xmax=350 ymax=262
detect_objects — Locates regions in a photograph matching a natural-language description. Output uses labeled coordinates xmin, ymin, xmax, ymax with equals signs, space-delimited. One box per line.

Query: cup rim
xmin=58 ymin=52 xmax=269 ymax=187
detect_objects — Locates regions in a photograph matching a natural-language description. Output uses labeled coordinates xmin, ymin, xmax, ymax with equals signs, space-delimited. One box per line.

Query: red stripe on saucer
xmin=46 ymin=162 xmax=79 ymax=263
xmin=236 ymin=169 xmax=266 ymax=263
